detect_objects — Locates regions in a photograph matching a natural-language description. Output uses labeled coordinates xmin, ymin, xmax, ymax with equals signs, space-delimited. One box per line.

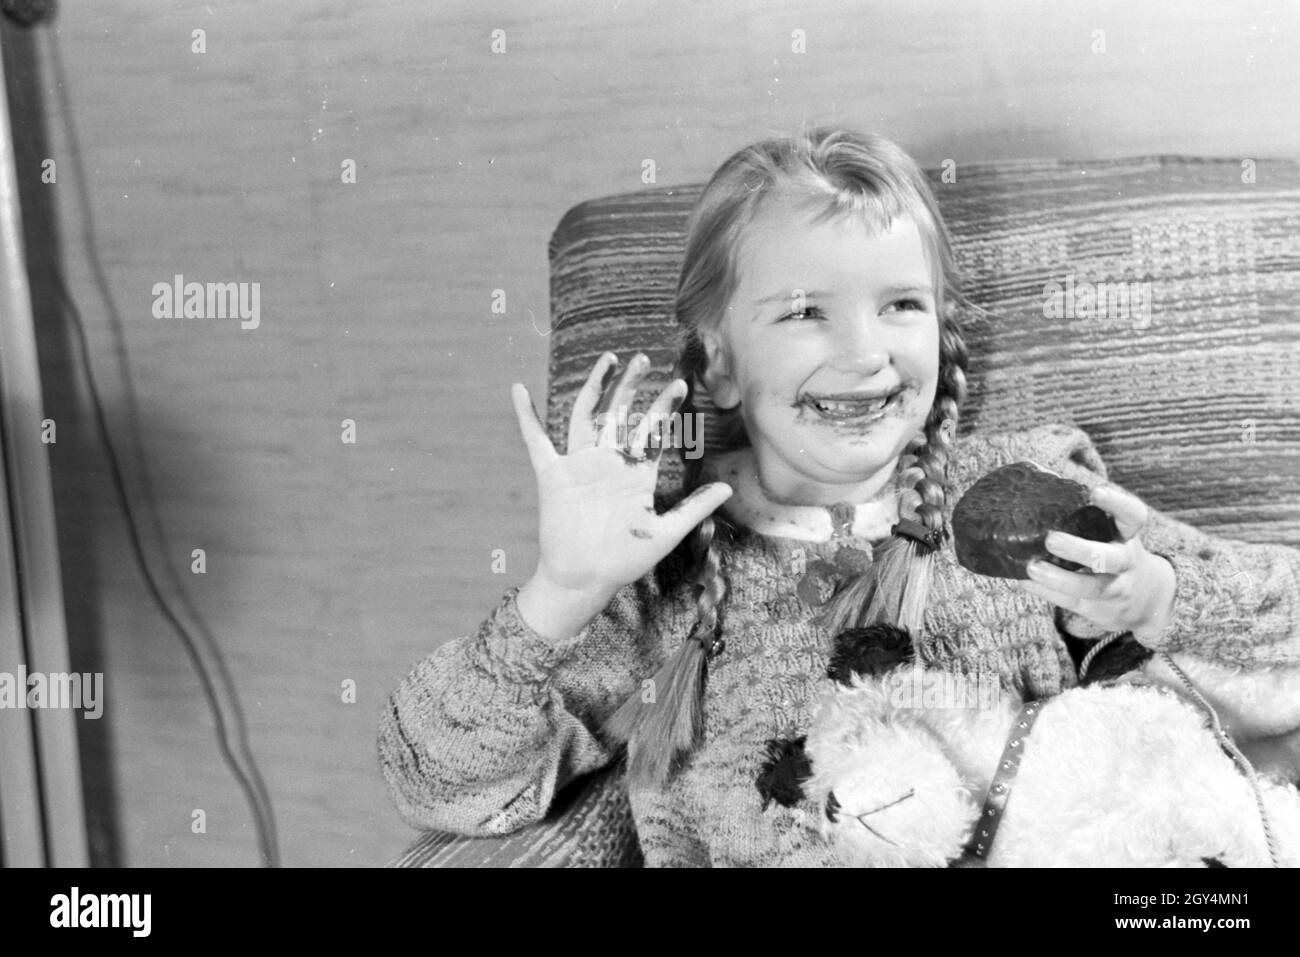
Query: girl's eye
xmin=778 ymin=304 xmax=826 ymax=322
xmin=777 ymin=300 xmax=931 ymax=322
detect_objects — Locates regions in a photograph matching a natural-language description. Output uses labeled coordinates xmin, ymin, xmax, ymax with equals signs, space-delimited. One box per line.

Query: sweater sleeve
xmin=1011 ymin=424 xmax=1300 ymax=672
xmin=378 ymin=564 xmax=689 ymax=836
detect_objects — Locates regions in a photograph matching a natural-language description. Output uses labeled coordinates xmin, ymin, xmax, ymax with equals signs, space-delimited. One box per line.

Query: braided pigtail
xmin=817 ymin=306 xmax=970 ymax=636
xmin=602 ymin=353 xmax=739 ymax=789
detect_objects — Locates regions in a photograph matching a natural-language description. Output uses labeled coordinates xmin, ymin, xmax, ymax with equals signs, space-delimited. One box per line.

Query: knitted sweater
xmin=378 ymin=423 xmax=1300 ymax=867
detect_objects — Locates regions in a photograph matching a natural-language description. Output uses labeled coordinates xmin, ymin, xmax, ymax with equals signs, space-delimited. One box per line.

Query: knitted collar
xmin=702 ymin=446 xmax=902 ymax=544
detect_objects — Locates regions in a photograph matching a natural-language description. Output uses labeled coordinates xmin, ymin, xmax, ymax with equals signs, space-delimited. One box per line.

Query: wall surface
xmin=3 ymin=0 xmax=1296 ymax=866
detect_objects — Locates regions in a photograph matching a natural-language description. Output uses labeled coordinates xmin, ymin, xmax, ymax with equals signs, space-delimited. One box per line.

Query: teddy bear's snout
xmin=825 ymin=787 xmax=917 ymax=831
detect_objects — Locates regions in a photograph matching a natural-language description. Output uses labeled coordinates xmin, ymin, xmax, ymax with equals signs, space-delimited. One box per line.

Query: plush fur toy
xmin=798 ymin=624 xmax=1300 ymax=868
xmin=1128 ymin=652 xmax=1300 ymax=785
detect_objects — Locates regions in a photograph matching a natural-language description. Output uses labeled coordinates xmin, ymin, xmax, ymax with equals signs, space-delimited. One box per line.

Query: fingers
xmin=595 ymin=352 xmax=652 ymax=446
xmin=1090 ymin=484 xmax=1149 ymax=542
xmin=1022 ymin=561 xmax=1144 ymax=635
xmin=1025 ymin=522 xmax=1161 ymax=634
xmin=1021 ymin=577 xmax=1085 ymax=619
xmin=1024 ymin=560 xmax=1106 ymax=603
xmin=1042 ymin=531 xmax=1133 ymax=576
xmin=660 ymin=482 xmax=734 ymax=542
xmin=628 ymin=378 xmax=687 ymax=460
xmin=511 ymin=383 xmax=558 ymax=473
xmin=568 ymin=353 xmax=619 ymax=453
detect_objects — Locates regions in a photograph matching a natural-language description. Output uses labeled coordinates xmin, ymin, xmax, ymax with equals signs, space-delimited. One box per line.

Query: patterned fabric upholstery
xmin=394 ymin=156 xmax=1300 ymax=867
xmin=548 ymin=157 xmax=1300 ymax=545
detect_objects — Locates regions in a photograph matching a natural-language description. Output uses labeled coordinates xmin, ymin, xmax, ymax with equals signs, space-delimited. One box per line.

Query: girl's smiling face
xmin=701 ymin=195 xmax=940 ymax=506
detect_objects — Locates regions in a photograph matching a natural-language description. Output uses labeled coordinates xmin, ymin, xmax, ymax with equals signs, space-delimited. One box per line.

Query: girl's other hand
xmin=511 ymin=352 xmax=733 ymax=606
xmin=1018 ymin=484 xmax=1177 ymax=644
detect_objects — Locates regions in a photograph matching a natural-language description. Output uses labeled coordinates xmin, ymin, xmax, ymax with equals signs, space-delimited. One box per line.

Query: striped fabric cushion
xmin=389 ymin=762 xmax=642 ymax=868
xmin=546 ymin=157 xmax=1300 ymax=546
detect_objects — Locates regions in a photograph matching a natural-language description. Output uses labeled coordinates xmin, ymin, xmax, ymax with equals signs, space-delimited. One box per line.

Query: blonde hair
xmin=603 ymin=125 xmax=971 ymax=788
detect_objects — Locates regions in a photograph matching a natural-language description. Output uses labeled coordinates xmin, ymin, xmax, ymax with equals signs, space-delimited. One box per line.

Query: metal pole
xmin=0 ymin=23 xmax=89 ymax=868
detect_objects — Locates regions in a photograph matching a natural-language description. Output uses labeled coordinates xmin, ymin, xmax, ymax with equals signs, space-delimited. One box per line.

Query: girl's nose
xmin=829 ymin=319 xmax=888 ymax=375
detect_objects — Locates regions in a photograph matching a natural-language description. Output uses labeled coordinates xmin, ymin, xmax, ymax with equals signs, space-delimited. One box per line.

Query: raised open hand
xmin=511 ymin=352 xmax=733 ymax=603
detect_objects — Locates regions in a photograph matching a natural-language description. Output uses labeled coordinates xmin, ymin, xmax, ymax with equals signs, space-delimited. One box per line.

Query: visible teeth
xmin=813 ymin=395 xmax=890 ymax=415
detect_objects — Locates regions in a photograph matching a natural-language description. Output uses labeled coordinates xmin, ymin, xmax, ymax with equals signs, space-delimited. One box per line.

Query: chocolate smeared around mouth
xmin=803 ymin=389 xmax=901 ymax=422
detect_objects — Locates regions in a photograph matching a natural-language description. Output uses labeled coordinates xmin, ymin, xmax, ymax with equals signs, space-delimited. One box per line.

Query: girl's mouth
xmin=802 ymin=389 xmax=903 ymax=423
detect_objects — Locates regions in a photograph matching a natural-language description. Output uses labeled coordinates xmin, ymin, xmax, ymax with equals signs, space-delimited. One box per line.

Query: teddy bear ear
xmin=755 ymin=736 xmax=812 ymax=810
xmin=827 ymin=623 xmax=915 ymax=685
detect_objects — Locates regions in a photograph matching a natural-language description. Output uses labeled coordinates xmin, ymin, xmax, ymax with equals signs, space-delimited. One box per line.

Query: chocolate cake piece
xmin=952 ymin=461 xmax=1119 ymax=580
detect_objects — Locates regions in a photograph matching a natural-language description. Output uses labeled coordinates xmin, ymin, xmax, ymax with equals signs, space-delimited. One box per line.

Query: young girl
xmin=379 ymin=127 xmax=1300 ymax=867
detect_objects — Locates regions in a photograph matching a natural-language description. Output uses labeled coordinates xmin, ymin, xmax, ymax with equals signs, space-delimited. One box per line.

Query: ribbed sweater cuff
xmin=474 ymin=586 xmax=592 ymax=703
xmin=1137 ymin=507 xmax=1260 ymax=658
xmin=1140 ymin=548 xmax=1208 ymax=651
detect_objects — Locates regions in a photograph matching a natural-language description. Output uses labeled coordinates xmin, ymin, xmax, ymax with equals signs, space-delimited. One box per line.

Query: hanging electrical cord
xmin=39 ymin=25 xmax=280 ymax=867
xmin=56 ymin=285 xmax=281 ymax=868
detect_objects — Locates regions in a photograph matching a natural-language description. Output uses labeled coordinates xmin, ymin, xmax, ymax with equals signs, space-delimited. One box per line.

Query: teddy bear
xmin=789 ymin=623 xmax=1300 ymax=868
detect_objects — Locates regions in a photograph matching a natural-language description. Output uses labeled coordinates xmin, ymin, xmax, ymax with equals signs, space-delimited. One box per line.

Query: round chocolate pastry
xmin=952 ymin=461 xmax=1119 ymax=580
